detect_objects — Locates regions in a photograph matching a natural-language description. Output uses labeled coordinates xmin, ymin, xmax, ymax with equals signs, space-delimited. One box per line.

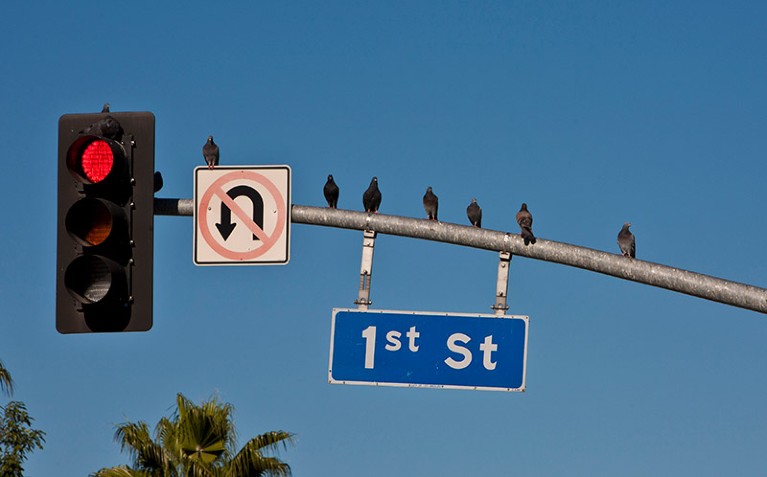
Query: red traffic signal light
xmin=67 ymin=136 xmax=125 ymax=184
xmin=56 ymin=111 xmax=155 ymax=333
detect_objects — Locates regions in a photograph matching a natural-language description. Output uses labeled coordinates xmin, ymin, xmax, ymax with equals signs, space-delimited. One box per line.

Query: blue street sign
xmin=329 ymin=309 xmax=529 ymax=392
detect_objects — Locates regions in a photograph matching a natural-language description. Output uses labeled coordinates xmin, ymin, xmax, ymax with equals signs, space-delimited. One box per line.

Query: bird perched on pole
xmin=203 ymin=136 xmax=219 ymax=169
xmin=617 ymin=222 xmax=636 ymax=258
xmin=362 ymin=176 xmax=382 ymax=213
xmin=516 ymin=203 xmax=536 ymax=245
xmin=324 ymin=174 xmax=339 ymax=208
xmin=423 ymin=186 xmax=438 ymax=221
xmin=467 ymin=198 xmax=482 ymax=227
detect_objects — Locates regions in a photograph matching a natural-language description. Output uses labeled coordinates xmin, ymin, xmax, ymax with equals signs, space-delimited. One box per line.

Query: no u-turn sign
xmin=194 ymin=166 xmax=291 ymax=265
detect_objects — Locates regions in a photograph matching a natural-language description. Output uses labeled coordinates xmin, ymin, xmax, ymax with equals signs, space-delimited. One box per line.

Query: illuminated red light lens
xmin=80 ymin=140 xmax=114 ymax=183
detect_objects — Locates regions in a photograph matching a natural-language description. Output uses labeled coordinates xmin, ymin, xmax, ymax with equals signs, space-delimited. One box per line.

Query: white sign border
xmin=328 ymin=308 xmax=529 ymax=392
xmin=193 ymin=165 xmax=291 ymax=266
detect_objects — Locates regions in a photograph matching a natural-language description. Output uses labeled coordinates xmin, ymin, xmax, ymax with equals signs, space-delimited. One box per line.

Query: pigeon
xmin=324 ymin=174 xmax=339 ymax=208
xmin=467 ymin=198 xmax=482 ymax=227
xmin=516 ymin=203 xmax=536 ymax=245
xmin=153 ymin=171 xmax=164 ymax=193
xmin=80 ymin=115 xmax=123 ymax=140
xmin=423 ymin=186 xmax=438 ymax=220
xmin=203 ymin=136 xmax=219 ymax=169
xmin=617 ymin=222 xmax=636 ymax=258
xmin=101 ymin=103 xmax=110 ymax=113
xmin=362 ymin=176 xmax=382 ymax=213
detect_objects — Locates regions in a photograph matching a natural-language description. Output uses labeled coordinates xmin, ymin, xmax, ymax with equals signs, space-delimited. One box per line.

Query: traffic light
xmin=56 ymin=111 xmax=155 ymax=333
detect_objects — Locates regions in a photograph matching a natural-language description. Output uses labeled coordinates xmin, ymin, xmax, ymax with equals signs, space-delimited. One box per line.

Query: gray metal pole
xmin=155 ymin=198 xmax=194 ymax=216
xmin=156 ymin=199 xmax=767 ymax=314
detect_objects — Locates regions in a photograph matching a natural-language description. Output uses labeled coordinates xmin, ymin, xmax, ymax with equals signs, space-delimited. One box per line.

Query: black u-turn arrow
xmin=216 ymin=185 xmax=264 ymax=241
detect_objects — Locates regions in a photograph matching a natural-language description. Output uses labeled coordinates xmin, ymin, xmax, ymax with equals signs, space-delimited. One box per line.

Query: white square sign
xmin=194 ymin=166 xmax=291 ymax=265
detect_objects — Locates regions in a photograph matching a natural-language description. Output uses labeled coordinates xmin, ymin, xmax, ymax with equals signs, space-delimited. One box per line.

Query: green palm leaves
xmin=0 ymin=360 xmax=12 ymax=397
xmin=93 ymin=393 xmax=294 ymax=477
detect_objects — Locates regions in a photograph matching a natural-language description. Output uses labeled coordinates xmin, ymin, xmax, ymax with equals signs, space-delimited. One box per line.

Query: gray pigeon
xmin=80 ymin=115 xmax=123 ymax=140
xmin=617 ymin=222 xmax=636 ymax=258
xmin=324 ymin=174 xmax=339 ymax=208
xmin=203 ymin=136 xmax=219 ymax=169
xmin=153 ymin=171 xmax=163 ymax=193
xmin=516 ymin=203 xmax=536 ymax=245
xmin=101 ymin=103 xmax=110 ymax=113
xmin=423 ymin=186 xmax=438 ymax=220
xmin=467 ymin=198 xmax=482 ymax=227
xmin=362 ymin=176 xmax=381 ymax=213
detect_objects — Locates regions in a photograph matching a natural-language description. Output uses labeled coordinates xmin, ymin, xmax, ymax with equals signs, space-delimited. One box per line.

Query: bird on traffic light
xmin=101 ymin=103 xmax=110 ymax=113
xmin=324 ymin=174 xmax=339 ymax=208
xmin=467 ymin=198 xmax=482 ymax=227
xmin=363 ymin=177 xmax=381 ymax=213
xmin=617 ymin=222 xmax=636 ymax=258
xmin=516 ymin=203 xmax=536 ymax=245
xmin=203 ymin=136 xmax=219 ymax=169
xmin=79 ymin=115 xmax=123 ymax=140
xmin=423 ymin=186 xmax=438 ymax=221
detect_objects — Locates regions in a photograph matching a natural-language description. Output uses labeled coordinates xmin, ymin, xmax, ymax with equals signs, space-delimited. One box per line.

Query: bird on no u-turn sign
xmin=203 ymin=135 xmax=219 ymax=169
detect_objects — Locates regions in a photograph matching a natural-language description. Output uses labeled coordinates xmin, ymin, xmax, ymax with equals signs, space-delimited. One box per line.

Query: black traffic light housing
xmin=56 ymin=111 xmax=154 ymax=333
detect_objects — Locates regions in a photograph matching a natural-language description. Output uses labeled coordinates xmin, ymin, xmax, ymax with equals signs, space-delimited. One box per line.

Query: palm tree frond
xmin=94 ymin=394 xmax=293 ymax=477
xmin=0 ymin=360 xmax=14 ymax=396
xmin=226 ymin=453 xmax=292 ymax=477
xmin=90 ymin=465 xmax=152 ymax=477
xmin=113 ymin=421 xmax=171 ymax=472
xmin=225 ymin=432 xmax=295 ymax=477
xmin=243 ymin=431 xmax=295 ymax=455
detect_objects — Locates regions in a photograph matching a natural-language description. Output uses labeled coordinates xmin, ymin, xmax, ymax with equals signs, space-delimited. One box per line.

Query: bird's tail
xmin=521 ymin=228 xmax=536 ymax=245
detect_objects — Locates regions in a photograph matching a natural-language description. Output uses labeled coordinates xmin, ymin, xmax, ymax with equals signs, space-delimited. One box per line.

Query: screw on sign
xmin=194 ymin=166 xmax=291 ymax=265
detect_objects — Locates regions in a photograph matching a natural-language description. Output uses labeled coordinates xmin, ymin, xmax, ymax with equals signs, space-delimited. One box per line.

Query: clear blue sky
xmin=2 ymin=1 xmax=767 ymax=475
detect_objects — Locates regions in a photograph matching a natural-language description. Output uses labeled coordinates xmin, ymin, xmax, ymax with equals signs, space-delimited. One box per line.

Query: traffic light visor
xmin=65 ymin=198 xmax=127 ymax=247
xmin=64 ymin=255 xmax=128 ymax=305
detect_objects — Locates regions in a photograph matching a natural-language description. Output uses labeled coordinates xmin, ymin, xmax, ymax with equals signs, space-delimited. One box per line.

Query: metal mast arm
xmin=156 ymin=199 xmax=767 ymax=314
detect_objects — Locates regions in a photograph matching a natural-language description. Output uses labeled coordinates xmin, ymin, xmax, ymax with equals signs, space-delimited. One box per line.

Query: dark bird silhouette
xmin=516 ymin=203 xmax=536 ymax=245
xmin=203 ymin=136 xmax=219 ymax=169
xmin=617 ymin=222 xmax=636 ymax=258
xmin=80 ymin=115 xmax=123 ymax=140
xmin=467 ymin=198 xmax=482 ymax=227
xmin=362 ymin=176 xmax=382 ymax=213
xmin=101 ymin=103 xmax=110 ymax=113
xmin=324 ymin=174 xmax=339 ymax=208
xmin=423 ymin=186 xmax=439 ymax=220
xmin=153 ymin=171 xmax=164 ymax=193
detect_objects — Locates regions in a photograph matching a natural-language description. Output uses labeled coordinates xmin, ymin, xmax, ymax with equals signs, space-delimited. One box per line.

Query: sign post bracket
xmin=354 ymin=229 xmax=377 ymax=310
xmin=491 ymin=251 xmax=512 ymax=315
